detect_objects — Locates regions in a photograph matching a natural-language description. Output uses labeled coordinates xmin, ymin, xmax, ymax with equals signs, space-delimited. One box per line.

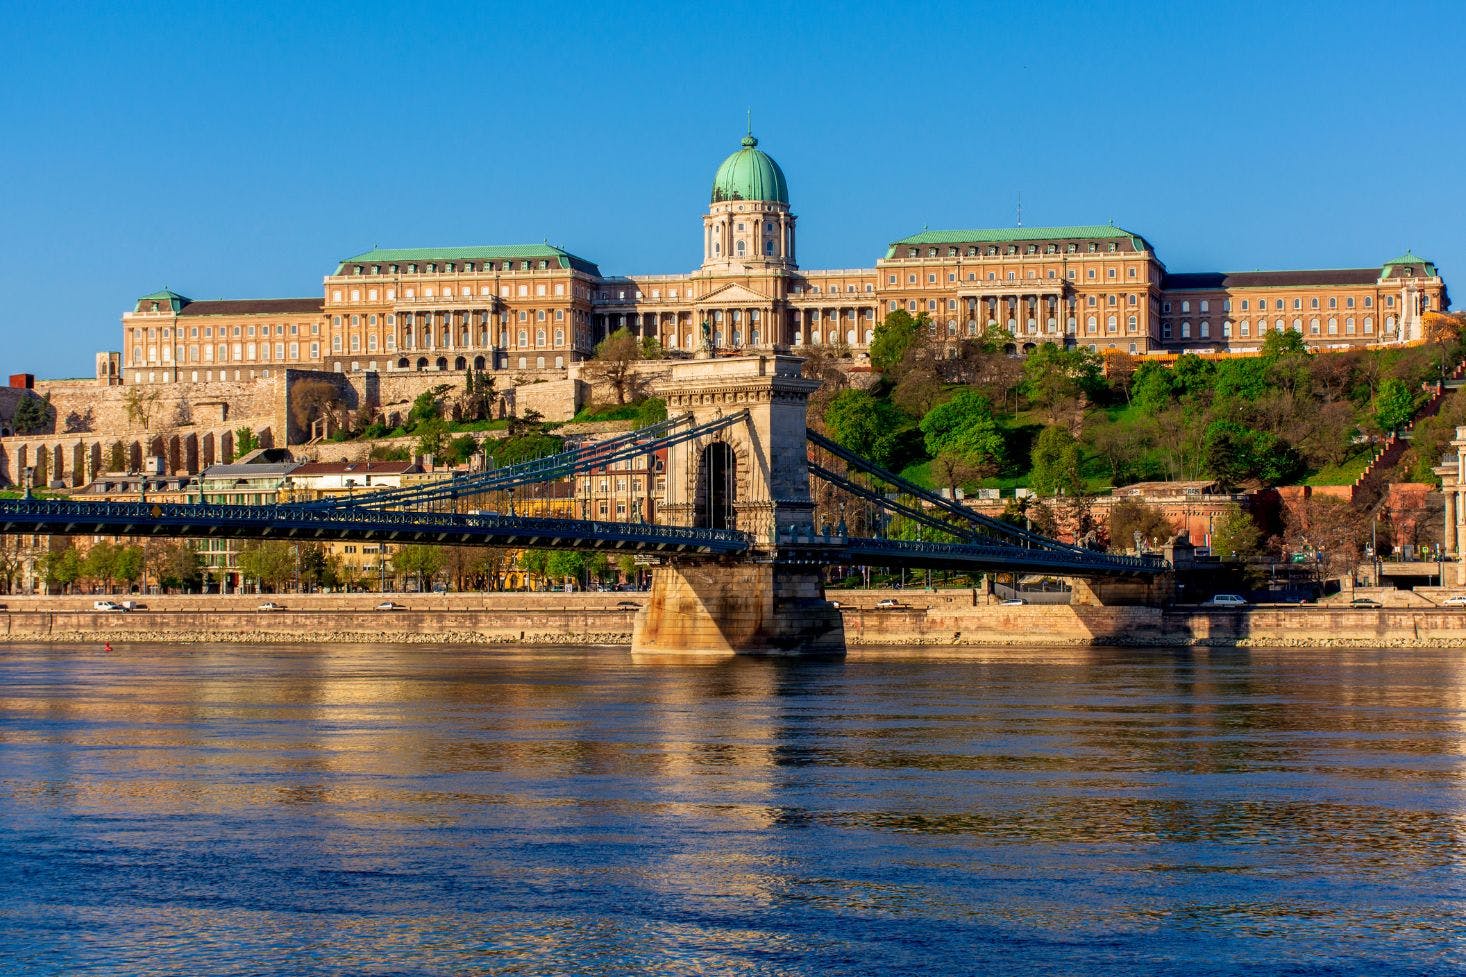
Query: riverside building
xmin=119 ymin=131 xmax=1449 ymax=384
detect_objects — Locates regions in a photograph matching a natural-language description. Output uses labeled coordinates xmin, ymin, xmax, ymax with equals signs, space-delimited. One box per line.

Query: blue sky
xmin=2 ymin=0 xmax=1462 ymax=378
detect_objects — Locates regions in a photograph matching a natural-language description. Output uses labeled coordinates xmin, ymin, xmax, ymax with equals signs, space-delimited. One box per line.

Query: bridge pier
xmin=631 ymin=562 xmax=845 ymax=658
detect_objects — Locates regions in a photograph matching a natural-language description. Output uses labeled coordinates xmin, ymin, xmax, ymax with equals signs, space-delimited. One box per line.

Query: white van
xmin=1203 ymin=594 xmax=1247 ymax=607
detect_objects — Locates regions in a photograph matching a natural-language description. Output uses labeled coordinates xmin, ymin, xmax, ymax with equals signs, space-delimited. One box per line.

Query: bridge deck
xmin=0 ymin=499 xmax=750 ymax=556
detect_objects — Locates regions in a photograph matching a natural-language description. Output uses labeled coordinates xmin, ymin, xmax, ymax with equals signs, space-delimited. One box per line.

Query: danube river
xmin=3 ymin=644 xmax=1466 ymax=975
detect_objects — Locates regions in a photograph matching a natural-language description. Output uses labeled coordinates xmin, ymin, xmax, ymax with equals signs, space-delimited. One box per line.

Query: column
xmin=1446 ymin=491 xmax=1458 ymax=557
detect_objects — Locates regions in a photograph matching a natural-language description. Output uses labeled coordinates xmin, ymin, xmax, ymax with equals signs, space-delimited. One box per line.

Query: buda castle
xmin=120 ymin=131 xmax=1449 ymax=387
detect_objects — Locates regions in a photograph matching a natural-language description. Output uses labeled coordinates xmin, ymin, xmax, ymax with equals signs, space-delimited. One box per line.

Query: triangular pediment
xmin=696 ymin=282 xmax=771 ymax=305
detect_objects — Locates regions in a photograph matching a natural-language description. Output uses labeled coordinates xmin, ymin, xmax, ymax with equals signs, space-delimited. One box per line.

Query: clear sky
xmin=2 ymin=0 xmax=1462 ymax=379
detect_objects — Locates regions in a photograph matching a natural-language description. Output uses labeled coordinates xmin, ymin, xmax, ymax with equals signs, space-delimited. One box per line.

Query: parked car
xmin=1203 ymin=594 xmax=1248 ymax=607
xmin=999 ymin=598 xmax=1026 ymax=606
xmin=375 ymin=600 xmax=403 ymax=611
xmin=829 ymin=599 xmax=842 ymax=609
xmin=1349 ymin=597 xmax=1381 ymax=608
xmin=92 ymin=600 xmax=126 ymax=612
xmin=1443 ymin=595 xmax=1466 ymax=607
xmin=120 ymin=600 xmax=146 ymax=611
xmin=257 ymin=601 xmax=284 ymax=611
xmin=616 ymin=600 xmax=640 ymax=609
xmin=874 ymin=598 xmax=905 ymax=609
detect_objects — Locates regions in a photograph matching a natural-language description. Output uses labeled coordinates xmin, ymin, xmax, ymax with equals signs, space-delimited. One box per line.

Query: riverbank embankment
xmin=5 ymin=590 xmax=1466 ymax=648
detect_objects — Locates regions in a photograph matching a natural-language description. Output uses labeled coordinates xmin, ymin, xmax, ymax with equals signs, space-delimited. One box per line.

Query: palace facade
xmin=119 ymin=131 xmax=1449 ymax=385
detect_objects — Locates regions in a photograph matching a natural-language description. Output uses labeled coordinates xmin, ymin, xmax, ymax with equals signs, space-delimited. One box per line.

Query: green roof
xmin=1383 ymin=250 xmax=1437 ymax=275
xmin=336 ymin=243 xmax=600 ymax=276
xmin=711 ymin=133 xmax=789 ymax=205
xmin=135 ymin=288 xmax=188 ymax=312
xmin=891 ymin=224 xmax=1146 ymax=244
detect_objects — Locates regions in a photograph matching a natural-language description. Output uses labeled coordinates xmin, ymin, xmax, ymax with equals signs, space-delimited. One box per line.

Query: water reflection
xmin=3 ymin=644 xmax=1466 ymax=974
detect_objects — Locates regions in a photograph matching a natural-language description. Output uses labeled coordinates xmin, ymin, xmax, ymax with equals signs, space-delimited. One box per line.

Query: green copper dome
xmin=710 ymin=133 xmax=789 ymax=205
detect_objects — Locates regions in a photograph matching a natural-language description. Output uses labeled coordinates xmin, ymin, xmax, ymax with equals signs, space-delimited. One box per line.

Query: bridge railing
xmin=0 ymin=497 xmax=752 ymax=549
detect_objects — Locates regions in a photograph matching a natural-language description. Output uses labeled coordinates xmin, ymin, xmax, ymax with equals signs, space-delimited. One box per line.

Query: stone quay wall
xmin=5 ymin=590 xmax=1466 ymax=649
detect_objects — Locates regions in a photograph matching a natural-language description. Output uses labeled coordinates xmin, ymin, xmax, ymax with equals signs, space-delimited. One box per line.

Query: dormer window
xmin=908 ymin=248 xmax=918 ymax=257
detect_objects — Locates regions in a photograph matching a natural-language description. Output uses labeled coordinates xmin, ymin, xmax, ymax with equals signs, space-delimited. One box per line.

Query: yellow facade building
xmin=119 ymin=130 xmax=1450 ymax=383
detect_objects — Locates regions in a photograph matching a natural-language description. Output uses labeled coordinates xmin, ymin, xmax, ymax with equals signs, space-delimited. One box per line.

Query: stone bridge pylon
xmin=631 ymin=354 xmax=845 ymax=658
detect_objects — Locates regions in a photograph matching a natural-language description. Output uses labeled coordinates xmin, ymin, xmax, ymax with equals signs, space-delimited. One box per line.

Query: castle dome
xmin=710 ymin=133 xmax=789 ymax=205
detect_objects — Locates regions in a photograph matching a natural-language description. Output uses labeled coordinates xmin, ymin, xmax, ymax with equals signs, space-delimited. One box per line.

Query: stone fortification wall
xmin=0 ymin=374 xmax=287 ymax=486
xmin=6 ymin=589 xmax=1466 ymax=649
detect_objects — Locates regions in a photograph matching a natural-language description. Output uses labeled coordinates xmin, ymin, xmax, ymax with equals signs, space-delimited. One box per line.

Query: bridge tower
xmin=631 ymin=354 xmax=845 ymax=657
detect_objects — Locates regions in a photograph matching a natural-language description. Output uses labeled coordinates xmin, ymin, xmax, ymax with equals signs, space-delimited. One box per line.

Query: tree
xmin=890 ymin=359 xmax=946 ymax=416
xmin=1283 ymin=494 xmax=1369 ymax=581
xmin=408 ymin=385 xmax=452 ymax=430
xmin=296 ymin=544 xmax=337 ymax=591
xmin=1261 ymin=327 xmax=1309 ymax=361
xmin=1373 ymin=377 xmax=1417 ymax=434
xmin=868 ymin=310 xmax=928 ymax=374
xmin=545 ymin=550 xmax=587 ymax=588
xmin=919 ymin=389 xmax=997 ymax=456
xmin=40 ymin=547 xmax=82 ymax=593
xmin=462 ymin=369 xmax=497 ymax=422
xmin=114 ymin=545 xmax=144 ymax=588
xmin=152 ymin=542 xmax=201 ymax=592
xmin=414 ymin=417 xmax=449 ymax=459
xmin=393 ymin=544 xmax=445 ymax=591
xmin=1030 ymin=424 xmax=1083 ymax=497
xmin=445 ymin=432 xmax=480 ymax=466
xmin=634 ymin=397 xmax=668 ymax=427
xmin=823 ymin=389 xmax=916 ymax=470
xmin=122 ymin=387 xmax=160 ymax=432
xmin=1201 ymin=420 xmax=1302 ymax=487
xmin=488 ymin=430 xmax=565 ymax=467
xmin=584 ymin=328 xmax=646 ymax=405
xmin=1211 ymin=504 xmax=1263 ymax=563
xmin=232 ymin=427 xmax=259 ymax=460
xmin=12 ymin=392 xmax=52 ymax=435
xmin=1022 ymin=343 xmax=1103 ymax=422
xmin=237 ymin=541 xmax=295 ymax=591
xmin=1107 ymin=498 xmax=1174 ymax=553
xmin=1130 ymin=363 xmax=1175 ymax=414
xmin=82 ymin=541 xmax=121 ymax=590
xmin=1103 ymin=350 xmax=1139 ymax=404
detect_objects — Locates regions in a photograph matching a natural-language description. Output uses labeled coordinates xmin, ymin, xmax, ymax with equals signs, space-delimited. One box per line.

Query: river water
xmin=3 ymin=644 xmax=1466 ymax=975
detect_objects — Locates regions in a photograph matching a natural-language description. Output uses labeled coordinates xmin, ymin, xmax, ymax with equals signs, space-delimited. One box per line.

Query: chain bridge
xmin=0 ymin=355 xmax=1166 ymax=656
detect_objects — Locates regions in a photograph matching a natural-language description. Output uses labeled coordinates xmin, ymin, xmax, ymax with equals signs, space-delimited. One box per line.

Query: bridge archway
xmin=693 ymin=441 xmax=737 ymax=530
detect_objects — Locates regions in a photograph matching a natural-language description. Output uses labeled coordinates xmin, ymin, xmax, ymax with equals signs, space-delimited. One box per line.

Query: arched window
xmin=517 ymin=329 xmax=528 ymax=347
xmin=1107 ymin=315 xmax=1118 ymax=333
xmin=1200 ymin=320 xmax=1210 ymax=338
xmin=1309 ymin=317 xmax=1321 ymax=335
xmin=764 ymin=240 xmax=774 ymax=256
xmin=536 ymin=328 xmax=546 ymax=346
xmin=1086 ymin=316 xmax=1097 ymax=334
xmin=736 ymin=240 xmax=746 ymax=256
xmin=1327 ymin=317 xmax=1338 ymax=335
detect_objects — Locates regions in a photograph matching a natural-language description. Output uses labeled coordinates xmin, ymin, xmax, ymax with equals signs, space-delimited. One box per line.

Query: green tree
xmin=392 ymin=544 xmax=445 ymax=590
xmin=237 ymin=541 xmax=295 ymax=591
xmin=1211 ymin=504 xmax=1263 ymax=562
xmin=463 ymin=369 xmax=497 ymax=422
xmin=1131 ymin=363 xmax=1175 ymax=413
xmin=1022 ymin=343 xmax=1103 ymax=419
xmin=545 ymin=550 xmax=587 ymax=588
xmin=1201 ymin=420 xmax=1302 ymax=487
xmin=81 ymin=541 xmax=120 ymax=590
xmin=488 ymin=431 xmax=565 ymax=467
xmin=823 ymin=389 xmax=916 ymax=470
xmin=1261 ymin=327 xmax=1309 ymax=361
xmin=414 ymin=417 xmax=449 ymax=458
xmin=1373 ymin=377 xmax=1417 ymax=433
xmin=868 ymin=310 xmax=926 ymax=373
xmin=41 ymin=547 xmax=82 ymax=592
xmin=153 ymin=543 xmax=202 ymax=591
xmin=446 ymin=432 xmax=480 ymax=465
xmin=407 ymin=385 xmax=451 ymax=429
xmin=1030 ymin=424 xmax=1083 ymax=496
xmin=634 ymin=397 xmax=668 ymax=427
xmin=114 ymin=545 xmax=144 ymax=587
xmin=918 ymin=389 xmax=994 ymax=456
xmin=12 ymin=393 xmax=52 ymax=435
xmin=230 ymin=427 xmax=259 ymax=461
